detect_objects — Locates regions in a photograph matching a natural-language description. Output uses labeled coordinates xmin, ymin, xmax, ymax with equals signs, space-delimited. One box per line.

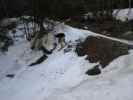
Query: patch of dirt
xmin=76 ymin=36 xmax=129 ymax=68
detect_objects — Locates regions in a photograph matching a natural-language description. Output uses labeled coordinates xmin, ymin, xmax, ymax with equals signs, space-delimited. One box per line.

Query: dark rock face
xmin=76 ymin=36 xmax=129 ymax=68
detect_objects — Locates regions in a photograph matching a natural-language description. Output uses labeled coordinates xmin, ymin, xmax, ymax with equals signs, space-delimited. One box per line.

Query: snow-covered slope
xmin=0 ymin=22 xmax=133 ymax=100
xmin=46 ymin=50 xmax=133 ymax=100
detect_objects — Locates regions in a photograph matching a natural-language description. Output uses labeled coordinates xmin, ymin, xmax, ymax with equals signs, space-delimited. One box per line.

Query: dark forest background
xmin=0 ymin=0 xmax=132 ymax=20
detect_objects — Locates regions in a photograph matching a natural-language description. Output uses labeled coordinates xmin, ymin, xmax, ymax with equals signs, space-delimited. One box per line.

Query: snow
xmin=113 ymin=8 xmax=133 ymax=22
xmin=0 ymin=49 xmax=92 ymax=100
xmin=53 ymin=23 xmax=89 ymax=42
xmin=0 ymin=20 xmax=133 ymax=100
xmin=0 ymin=23 xmax=43 ymax=80
xmin=46 ymin=50 xmax=133 ymax=100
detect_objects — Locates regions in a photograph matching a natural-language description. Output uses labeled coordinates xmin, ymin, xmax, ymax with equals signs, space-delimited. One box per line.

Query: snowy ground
xmin=0 ymin=18 xmax=133 ymax=100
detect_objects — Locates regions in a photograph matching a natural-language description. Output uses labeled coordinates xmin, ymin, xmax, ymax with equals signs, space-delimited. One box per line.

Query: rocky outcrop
xmin=76 ymin=36 xmax=129 ymax=68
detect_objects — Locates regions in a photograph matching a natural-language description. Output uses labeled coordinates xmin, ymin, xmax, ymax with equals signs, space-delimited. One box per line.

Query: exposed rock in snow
xmin=76 ymin=36 xmax=129 ymax=68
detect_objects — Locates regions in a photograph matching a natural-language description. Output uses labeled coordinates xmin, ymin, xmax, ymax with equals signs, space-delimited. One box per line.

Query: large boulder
xmin=76 ymin=36 xmax=129 ymax=68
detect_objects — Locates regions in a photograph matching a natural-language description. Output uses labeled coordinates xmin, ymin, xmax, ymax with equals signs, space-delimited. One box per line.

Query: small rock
xmin=6 ymin=74 xmax=15 ymax=78
xmin=86 ymin=65 xmax=101 ymax=76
